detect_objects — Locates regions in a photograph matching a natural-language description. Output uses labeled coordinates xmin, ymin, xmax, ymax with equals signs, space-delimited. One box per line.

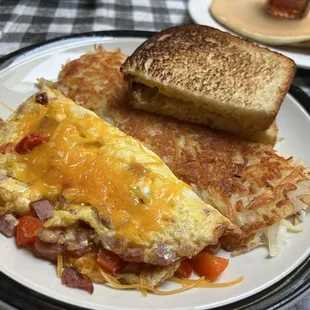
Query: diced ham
xmin=31 ymin=199 xmax=54 ymax=220
xmin=121 ymin=248 xmax=144 ymax=263
xmin=121 ymin=262 xmax=141 ymax=274
xmin=37 ymin=224 xmax=92 ymax=258
xmin=35 ymin=92 xmax=49 ymax=105
xmin=204 ymin=243 xmax=221 ymax=255
xmin=61 ymin=266 xmax=94 ymax=294
xmin=34 ymin=239 xmax=62 ymax=261
xmin=0 ymin=214 xmax=18 ymax=237
xmin=76 ymin=226 xmax=92 ymax=242
xmin=66 ymin=227 xmax=91 ymax=256
xmin=151 ymin=244 xmax=176 ymax=266
xmin=64 ymin=240 xmax=88 ymax=258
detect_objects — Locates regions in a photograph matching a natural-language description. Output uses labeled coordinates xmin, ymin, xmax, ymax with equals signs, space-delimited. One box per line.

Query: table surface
xmin=0 ymin=1 xmax=310 ymax=310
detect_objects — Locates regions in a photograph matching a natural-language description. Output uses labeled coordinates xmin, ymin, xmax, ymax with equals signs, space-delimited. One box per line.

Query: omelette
xmin=55 ymin=47 xmax=310 ymax=257
xmin=0 ymin=85 xmax=239 ymax=293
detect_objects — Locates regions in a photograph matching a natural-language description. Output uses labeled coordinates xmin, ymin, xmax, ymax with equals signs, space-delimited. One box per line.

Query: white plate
xmin=188 ymin=0 xmax=310 ymax=69
xmin=0 ymin=33 xmax=310 ymax=310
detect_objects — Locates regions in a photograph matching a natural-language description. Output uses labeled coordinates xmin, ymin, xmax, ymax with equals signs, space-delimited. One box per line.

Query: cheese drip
xmin=5 ymin=96 xmax=185 ymax=243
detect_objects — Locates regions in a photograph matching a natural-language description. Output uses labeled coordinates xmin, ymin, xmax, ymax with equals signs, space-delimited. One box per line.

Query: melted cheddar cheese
xmin=3 ymin=87 xmax=187 ymax=243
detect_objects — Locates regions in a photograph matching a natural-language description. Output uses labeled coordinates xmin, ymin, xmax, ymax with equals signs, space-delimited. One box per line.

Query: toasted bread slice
xmin=130 ymin=83 xmax=278 ymax=145
xmin=121 ymin=25 xmax=295 ymax=135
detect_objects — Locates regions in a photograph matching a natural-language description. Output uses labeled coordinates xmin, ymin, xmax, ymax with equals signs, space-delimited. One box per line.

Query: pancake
xmin=210 ymin=0 xmax=310 ymax=46
xmin=54 ymin=47 xmax=310 ymax=256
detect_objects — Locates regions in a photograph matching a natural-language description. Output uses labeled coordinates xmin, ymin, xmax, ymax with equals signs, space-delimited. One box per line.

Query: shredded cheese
xmin=170 ymin=276 xmax=244 ymax=288
xmin=57 ymin=252 xmax=63 ymax=278
xmin=72 ymin=254 xmax=105 ymax=283
xmin=69 ymin=254 xmax=243 ymax=295
xmin=98 ymin=267 xmax=205 ymax=295
xmin=0 ymin=101 xmax=15 ymax=112
xmin=140 ymin=265 xmax=148 ymax=296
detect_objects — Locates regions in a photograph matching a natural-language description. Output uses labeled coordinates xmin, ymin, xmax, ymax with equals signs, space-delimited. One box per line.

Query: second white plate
xmin=188 ymin=0 xmax=310 ymax=69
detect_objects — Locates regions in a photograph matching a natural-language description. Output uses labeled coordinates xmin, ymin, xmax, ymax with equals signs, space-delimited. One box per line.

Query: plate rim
xmin=0 ymin=30 xmax=155 ymax=71
xmin=0 ymin=30 xmax=310 ymax=310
